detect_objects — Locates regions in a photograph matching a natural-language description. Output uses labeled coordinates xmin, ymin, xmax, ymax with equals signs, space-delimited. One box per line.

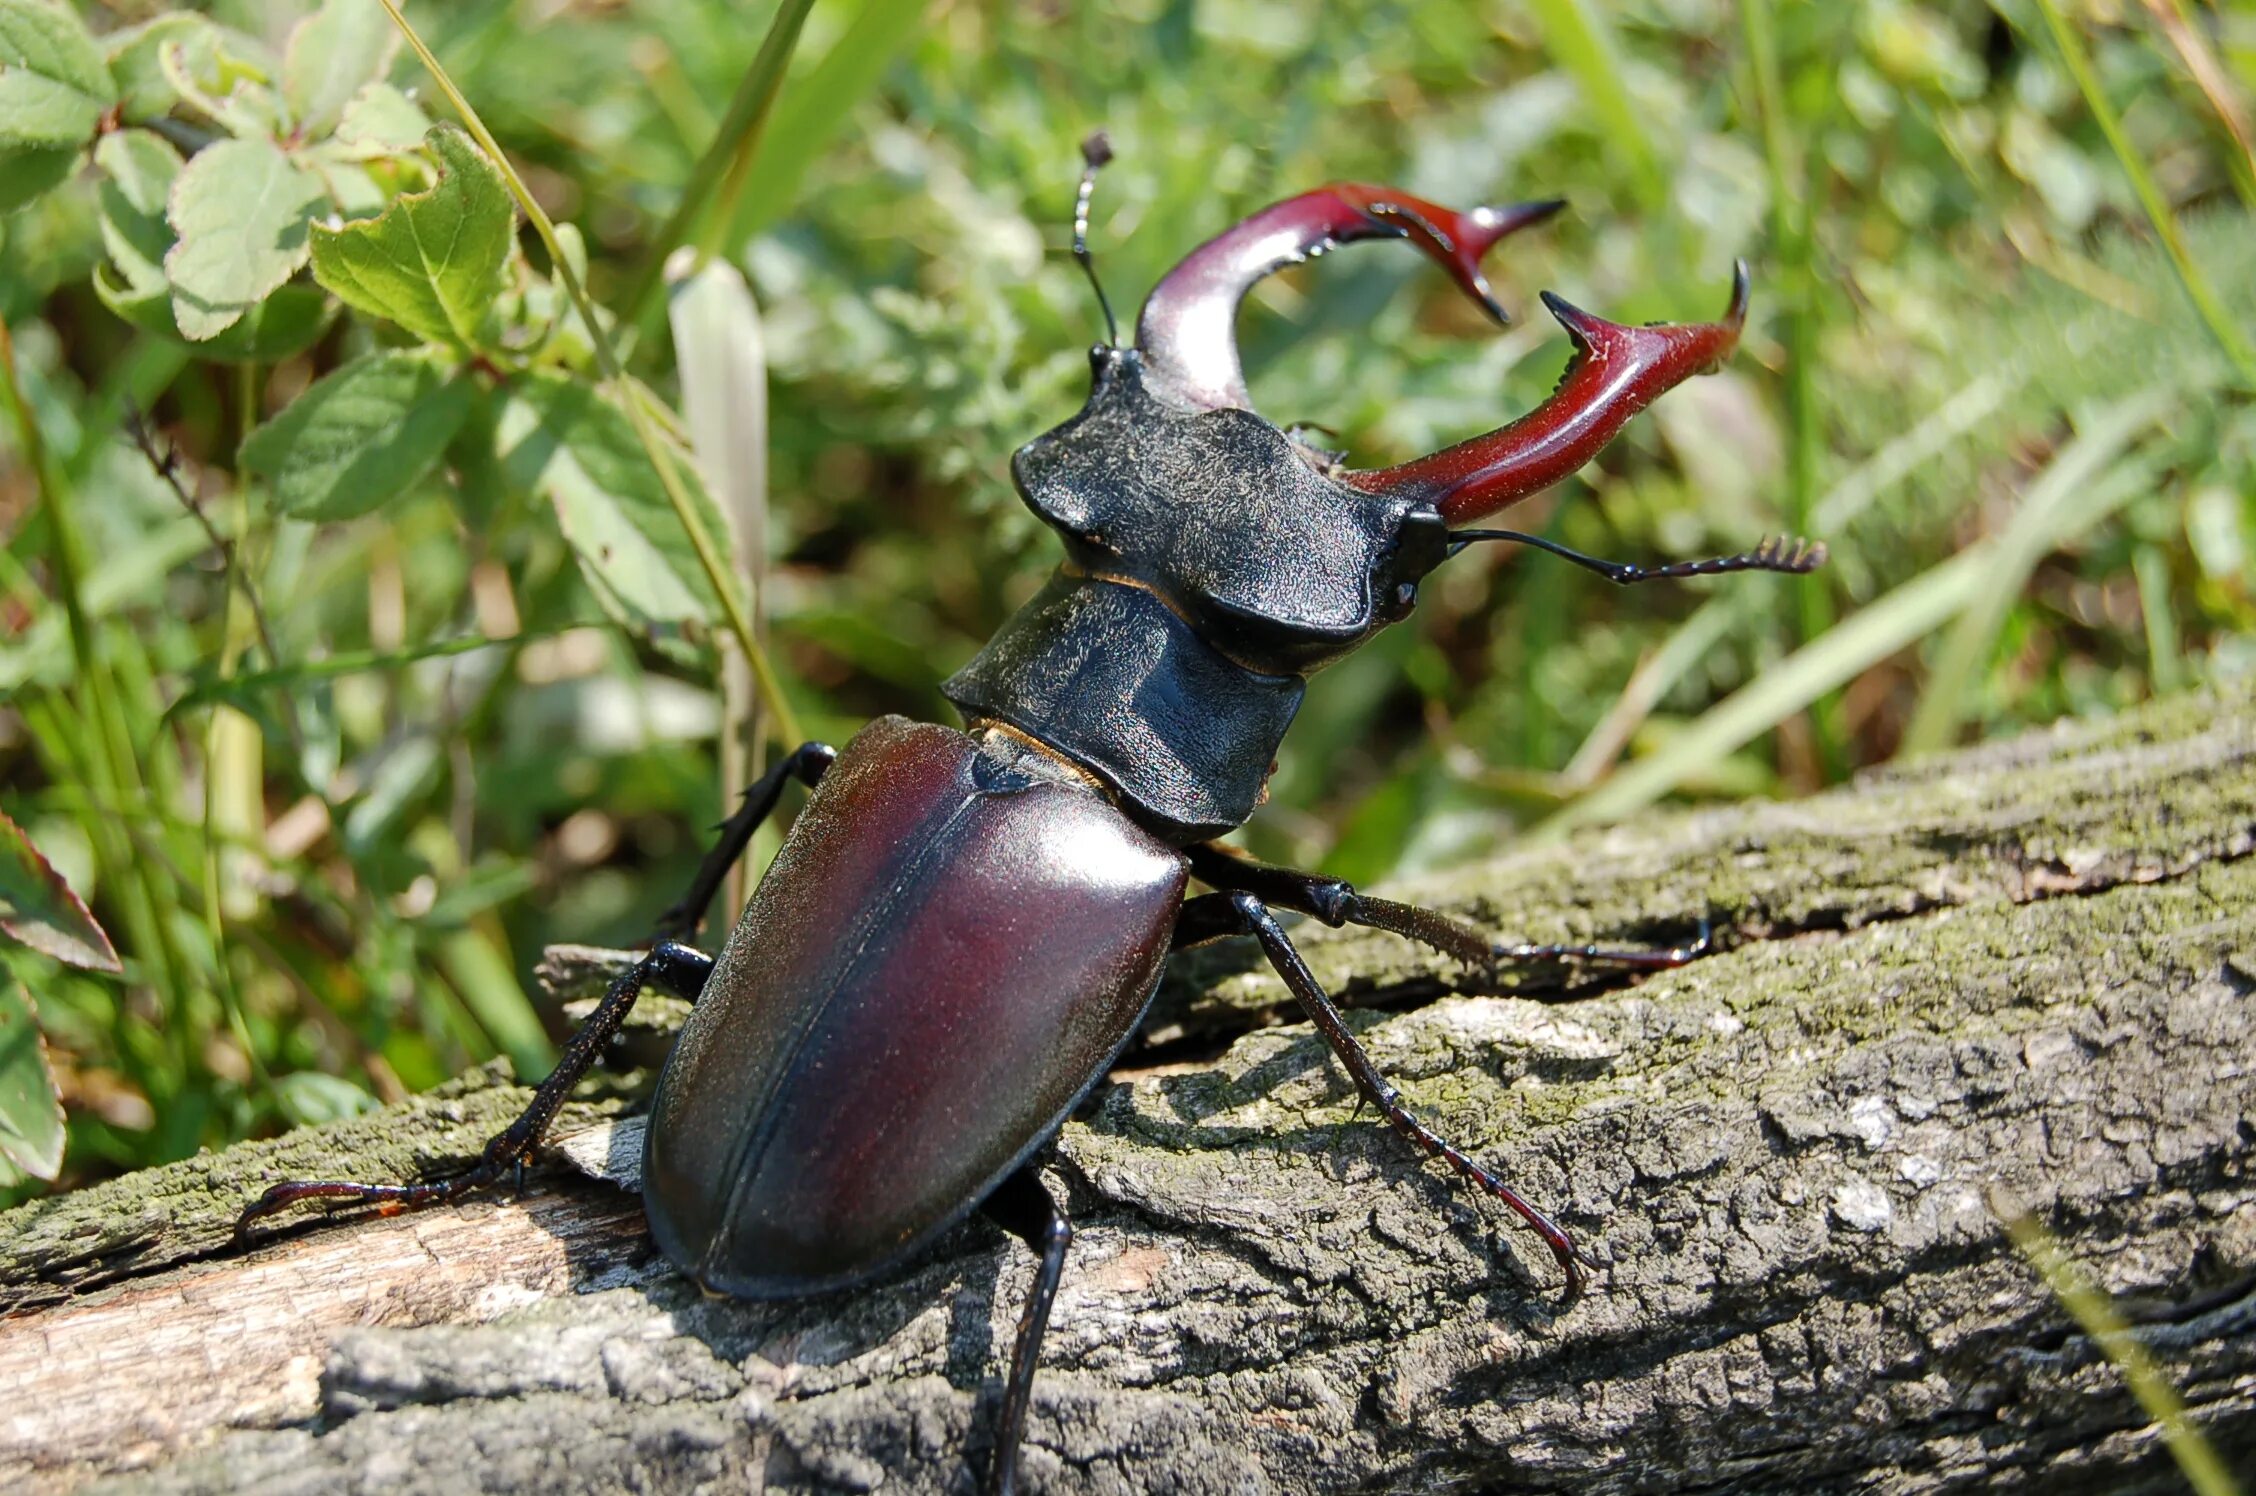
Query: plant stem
xmin=2030 ymin=0 xmax=2256 ymax=386
xmin=375 ymin=0 xmax=804 ymax=750
xmin=621 ymin=0 xmax=818 ymax=325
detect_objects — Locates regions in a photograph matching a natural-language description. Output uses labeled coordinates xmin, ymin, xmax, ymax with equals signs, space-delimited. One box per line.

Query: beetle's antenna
xmin=1448 ymin=529 xmax=1828 ymax=585
xmin=1074 ymin=130 xmax=1120 ymax=347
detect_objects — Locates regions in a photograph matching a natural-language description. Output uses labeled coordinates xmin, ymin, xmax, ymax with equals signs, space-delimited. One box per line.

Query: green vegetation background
xmin=1 ymin=0 xmax=2250 ymax=1196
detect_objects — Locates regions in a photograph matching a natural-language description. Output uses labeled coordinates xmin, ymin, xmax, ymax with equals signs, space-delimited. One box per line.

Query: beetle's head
xmin=1010 ymin=176 xmax=1766 ymax=676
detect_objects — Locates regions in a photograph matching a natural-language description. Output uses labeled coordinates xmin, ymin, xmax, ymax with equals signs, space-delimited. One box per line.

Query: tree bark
xmin=3 ymin=690 xmax=2253 ymax=1495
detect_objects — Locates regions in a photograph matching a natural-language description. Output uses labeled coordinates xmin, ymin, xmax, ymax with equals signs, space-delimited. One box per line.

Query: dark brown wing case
xmin=641 ymin=716 xmax=1187 ymax=1297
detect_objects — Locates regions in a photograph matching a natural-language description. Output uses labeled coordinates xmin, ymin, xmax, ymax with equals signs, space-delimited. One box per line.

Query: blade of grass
xmin=1554 ymin=367 xmax=2022 ymax=786
xmin=718 ymin=0 xmax=929 ymax=246
xmin=1526 ymin=0 xmax=1667 ymax=210
xmin=436 ymin=927 xmax=555 ymax=1080
xmin=1740 ymin=0 xmax=1839 ymax=775
xmin=375 ymin=0 xmax=804 ymax=752
xmin=1989 ymin=1187 xmax=2244 ymax=1496
xmin=2142 ymin=0 xmax=2256 ymax=210
xmin=1 ymin=315 xmax=199 ymax=1126
xmin=1900 ymin=390 xmax=2170 ymax=755
xmin=1537 ymin=392 xmax=2169 ymax=837
xmin=2025 ymin=0 xmax=2256 ymax=385
xmin=618 ymin=0 xmax=818 ymax=329
xmin=2132 ymin=545 xmax=2186 ymax=694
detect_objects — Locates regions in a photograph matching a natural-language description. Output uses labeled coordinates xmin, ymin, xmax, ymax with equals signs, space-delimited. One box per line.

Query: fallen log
xmin=3 ymin=689 xmax=2252 ymax=1494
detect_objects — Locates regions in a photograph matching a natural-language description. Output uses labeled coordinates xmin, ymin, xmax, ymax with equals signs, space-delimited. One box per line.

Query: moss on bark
xmin=3 ymin=690 xmax=2252 ymax=1494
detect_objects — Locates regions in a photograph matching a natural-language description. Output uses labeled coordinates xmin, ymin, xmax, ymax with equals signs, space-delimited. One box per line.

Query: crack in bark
xmin=3 ymin=691 xmax=2254 ymax=1494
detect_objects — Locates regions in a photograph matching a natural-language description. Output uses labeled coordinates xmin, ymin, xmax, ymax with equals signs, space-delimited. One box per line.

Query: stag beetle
xmin=241 ymin=138 xmax=1823 ymax=1494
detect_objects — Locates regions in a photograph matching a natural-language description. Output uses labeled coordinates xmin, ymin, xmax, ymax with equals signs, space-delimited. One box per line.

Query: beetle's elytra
xmin=240 ymin=140 xmax=1824 ymax=1495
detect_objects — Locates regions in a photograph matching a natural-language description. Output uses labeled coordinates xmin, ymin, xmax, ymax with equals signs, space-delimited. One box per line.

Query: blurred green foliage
xmin=0 ymin=0 xmax=2250 ymax=1194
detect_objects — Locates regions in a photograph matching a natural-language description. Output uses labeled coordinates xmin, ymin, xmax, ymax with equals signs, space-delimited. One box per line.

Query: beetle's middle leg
xmin=1184 ymin=842 xmax=1708 ymax=980
xmin=976 ymin=1164 xmax=1073 ymax=1496
xmin=651 ymin=740 xmax=836 ymax=943
xmin=235 ymin=941 xmax=714 ymax=1234
xmin=1176 ymin=892 xmax=1595 ymax=1294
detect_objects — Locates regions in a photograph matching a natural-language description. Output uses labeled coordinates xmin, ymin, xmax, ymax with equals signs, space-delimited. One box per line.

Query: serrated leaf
xmin=282 ymin=0 xmax=396 ymax=137
xmin=310 ymin=123 xmax=511 ymax=351
xmin=332 ymin=80 xmax=428 ymax=157
xmin=93 ymin=127 xmax=180 ymax=292
xmin=94 ymin=265 xmax=331 ymax=362
xmin=0 ymin=806 xmax=120 ymax=973
xmin=240 ymin=351 xmax=472 ymax=520
xmin=0 ymin=0 xmax=114 ymax=152
xmin=164 ymin=136 xmax=325 ymax=340
xmin=0 ymin=977 xmax=64 ymax=1187
xmin=499 ymin=370 xmax=735 ymax=629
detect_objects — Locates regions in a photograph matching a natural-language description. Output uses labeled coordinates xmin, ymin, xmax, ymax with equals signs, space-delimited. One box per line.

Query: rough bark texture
xmin=3 ymin=690 xmax=2253 ymax=1495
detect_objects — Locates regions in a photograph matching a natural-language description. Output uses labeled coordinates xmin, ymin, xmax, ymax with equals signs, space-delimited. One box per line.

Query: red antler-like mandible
xmin=1135 ymin=185 xmax=1563 ymax=413
xmin=1344 ymin=263 xmax=1750 ymax=527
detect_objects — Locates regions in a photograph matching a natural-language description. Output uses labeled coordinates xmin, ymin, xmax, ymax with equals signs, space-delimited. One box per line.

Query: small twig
xmin=122 ymin=405 xmax=292 ymax=708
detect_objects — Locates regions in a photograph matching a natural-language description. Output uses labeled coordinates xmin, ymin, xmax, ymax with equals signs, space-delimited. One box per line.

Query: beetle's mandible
xmin=239 ymin=136 xmax=1825 ymax=1495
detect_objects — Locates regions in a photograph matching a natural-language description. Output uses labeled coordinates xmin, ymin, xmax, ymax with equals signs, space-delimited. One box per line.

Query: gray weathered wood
xmin=2 ymin=689 xmax=2252 ymax=1494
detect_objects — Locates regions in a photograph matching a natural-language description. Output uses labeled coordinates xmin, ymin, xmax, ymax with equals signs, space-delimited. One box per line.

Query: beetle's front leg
xmin=1182 ymin=843 xmax=1710 ymax=980
xmin=650 ymin=740 xmax=835 ymax=944
xmin=234 ymin=941 xmax=714 ymax=1235
xmin=1176 ymin=892 xmax=1596 ymax=1294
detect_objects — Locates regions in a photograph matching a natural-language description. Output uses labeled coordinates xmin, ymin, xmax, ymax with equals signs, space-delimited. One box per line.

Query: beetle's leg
xmin=1449 ymin=530 xmax=1827 ymax=587
xmin=978 ymin=1164 xmax=1073 ymax=1496
xmin=650 ymin=741 xmax=835 ymax=943
xmin=1187 ymin=892 xmax=1595 ymax=1294
xmin=234 ymin=942 xmax=714 ymax=1236
xmin=1183 ymin=843 xmax=1709 ymax=977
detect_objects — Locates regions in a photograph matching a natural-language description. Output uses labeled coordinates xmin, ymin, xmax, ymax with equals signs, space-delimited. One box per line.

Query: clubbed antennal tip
xmin=1074 ymin=131 xmax=1119 ymax=347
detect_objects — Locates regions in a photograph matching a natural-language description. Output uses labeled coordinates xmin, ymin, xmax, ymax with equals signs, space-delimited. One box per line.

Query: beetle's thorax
xmin=943 ymin=347 xmax=1448 ymax=844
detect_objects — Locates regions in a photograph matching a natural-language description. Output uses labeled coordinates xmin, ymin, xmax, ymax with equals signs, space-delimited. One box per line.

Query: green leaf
xmin=95 ymin=266 xmax=331 ymax=363
xmin=239 ymin=350 xmax=472 ymax=520
xmin=281 ymin=0 xmax=397 ymax=137
xmin=93 ymin=127 xmax=180 ymax=292
xmin=164 ymin=136 xmax=326 ymax=340
xmin=155 ymin=33 xmax=282 ymax=141
xmin=0 ymin=140 xmax=69 ymax=211
xmin=0 ymin=806 xmax=120 ymax=973
xmin=310 ymin=123 xmax=512 ymax=350
xmin=274 ymin=1070 xmax=378 ymax=1128
xmin=331 ymin=80 xmax=428 ymax=158
xmin=725 ymin=0 xmax=926 ymax=240
xmin=0 ymin=0 xmax=114 ymax=152
xmin=102 ymin=12 xmax=235 ymax=123
xmin=498 ymin=369 xmax=733 ymax=629
xmin=0 ymin=977 xmax=64 ymax=1187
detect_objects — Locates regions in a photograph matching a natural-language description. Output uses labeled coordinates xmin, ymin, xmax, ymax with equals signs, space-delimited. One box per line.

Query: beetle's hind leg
xmin=650 ymin=740 xmax=835 ymax=944
xmin=1183 ymin=842 xmax=1709 ymax=983
xmin=1178 ymin=892 xmax=1596 ymax=1294
xmin=977 ymin=1165 xmax=1073 ymax=1496
xmin=234 ymin=942 xmax=714 ymax=1236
